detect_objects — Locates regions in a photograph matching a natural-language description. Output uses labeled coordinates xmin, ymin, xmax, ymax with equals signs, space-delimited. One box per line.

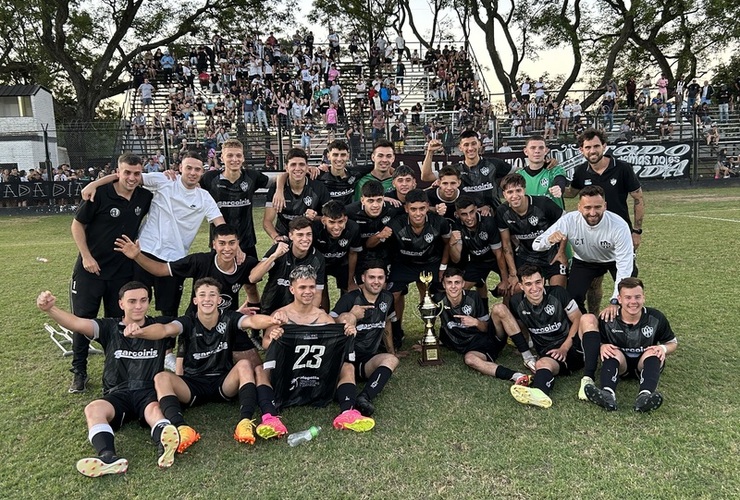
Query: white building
xmin=0 ymin=85 xmax=61 ymax=173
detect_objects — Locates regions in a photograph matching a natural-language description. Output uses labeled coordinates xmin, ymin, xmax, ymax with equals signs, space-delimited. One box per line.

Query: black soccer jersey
xmin=312 ymin=219 xmax=363 ymax=268
xmin=259 ymin=245 xmax=326 ymax=314
xmin=200 ymin=169 xmax=269 ymax=250
xmin=74 ymin=184 xmax=152 ymax=280
xmin=388 ymin=212 xmax=451 ymax=266
xmin=176 ymin=310 xmax=246 ymax=377
xmin=599 ymin=307 xmax=676 ymax=358
xmin=93 ymin=316 xmax=170 ymax=395
xmin=454 ymin=214 xmax=502 ymax=263
xmin=263 ymin=323 xmax=353 ymax=409
xmin=168 ymin=251 xmax=258 ymax=314
xmin=265 ymin=179 xmax=331 ymax=236
xmin=318 ymin=166 xmax=369 ymax=205
xmin=458 ymin=157 xmax=515 ymax=210
xmin=345 ymin=201 xmax=400 ymax=264
xmin=510 ymin=286 xmax=578 ymax=355
xmin=570 ymin=156 xmax=641 ymax=227
xmin=331 ymin=289 xmax=396 ymax=359
xmin=432 ymin=290 xmax=490 ymax=353
xmin=426 ymin=188 xmax=460 ymax=224
xmin=496 ymin=195 xmax=564 ymax=265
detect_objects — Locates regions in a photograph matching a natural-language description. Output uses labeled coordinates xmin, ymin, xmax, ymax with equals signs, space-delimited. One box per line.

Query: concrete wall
xmin=0 ymin=88 xmax=59 ymax=170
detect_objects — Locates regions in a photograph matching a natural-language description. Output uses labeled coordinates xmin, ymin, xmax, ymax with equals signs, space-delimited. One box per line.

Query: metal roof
xmin=0 ymin=85 xmax=45 ymax=97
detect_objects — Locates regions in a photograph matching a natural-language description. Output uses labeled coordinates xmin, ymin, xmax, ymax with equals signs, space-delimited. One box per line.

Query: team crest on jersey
xmin=540 ymin=178 xmax=549 ymax=187
xmin=215 ymin=322 xmax=227 ymax=334
xmin=339 ymin=239 xmax=348 ymax=247
xmin=379 ymin=301 xmax=388 ymax=313
xmin=424 ymin=233 xmax=433 ymax=243
xmin=240 ymin=181 xmax=249 ymax=191
xmin=232 ymin=284 xmax=241 ymax=293
xmin=135 ymin=206 xmax=142 ymax=216
xmin=462 ymin=305 xmax=473 ymax=316
xmin=610 ymin=178 xmax=617 ymax=186
xmin=480 ymin=166 xmax=490 ymax=176
xmin=528 ymin=215 xmax=539 ymax=226
xmin=110 ymin=208 xmax=120 ymax=218
xmin=599 ymin=240 xmax=613 ymax=249
xmin=641 ymin=325 xmax=654 ymax=338
xmin=544 ymin=304 xmax=556 ymax=316
xmin=382 ymin=216 xmax=391 ymax=224
xmin=348 ymin=175 xmax=357 ymax=184
xmin=303 ymin=196 xmax=313 ymax=206
xmin=479 ymin=231 xmax=488 ymax=240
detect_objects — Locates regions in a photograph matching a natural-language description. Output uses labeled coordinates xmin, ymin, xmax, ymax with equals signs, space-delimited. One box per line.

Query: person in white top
xmin=532 ymin=185 xmax=633 ymax=317
xmin=82 ymin=152 xmax=227 ymax=316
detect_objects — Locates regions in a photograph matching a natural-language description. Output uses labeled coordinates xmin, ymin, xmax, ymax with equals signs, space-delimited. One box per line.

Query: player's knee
xmin=490 ymin=303 xmax=508 ymax=319
xmin=463 ymin=352 xmax=479 ymax=367
xmin=234 ymin=357 xmax=254 ymax=374
xmin=382 ymin=354 xmax=399 ymax=371
xmin=154 ymin=371 xmax=175 ymax=392
xmin=84 ymin=400 xmax=108 ymax=421
xmin=579 ymin=313 xmax=598 ymax=332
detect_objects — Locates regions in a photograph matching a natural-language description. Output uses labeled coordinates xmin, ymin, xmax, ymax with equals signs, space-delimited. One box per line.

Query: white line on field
xmin=652 ymin=208 xmax=740 ymax=216
xmin=655 ymin=214 xmax=740 ymax=223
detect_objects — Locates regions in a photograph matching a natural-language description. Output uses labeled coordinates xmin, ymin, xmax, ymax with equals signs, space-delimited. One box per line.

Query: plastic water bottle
xmin=287 ymin=426 xmax=321 ymax=447
xmin=36 ymin=257 xmax=49 ymax=263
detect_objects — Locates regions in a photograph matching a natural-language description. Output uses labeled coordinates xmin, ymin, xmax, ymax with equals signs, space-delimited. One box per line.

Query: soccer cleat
xmin=157 ymin=424 xmax=179 ymax=468
xmin=578 ymin=376 xmax=594 ymax=401
xmin=514 ymin=374 xmax=532 ymax=386
xmin=256 ymin=413 xmax=287 ymax=440
xmin=68 ymin=373 xmax=89 ymax=394
xmin=333 ymin=409 xmax=375 ymax=432
xmin=523 ymin=357 xmax=537 ymax=373
xmin=584 ymin=385 xmax=617 ymax=411
xmin=634 ymin=391 xmax=664 ymax=413
xmin=76 ymin=455 xmax=128 ymax=477
xmin=176 ymin=425 xmax=200 ymax=453
xmin=234 ymin=418 xmax=256 ymax=444
xmin=354 ymin=393 xmax=375 ymax=417
xmin=510 ymin=385 xmax=553 ymax=408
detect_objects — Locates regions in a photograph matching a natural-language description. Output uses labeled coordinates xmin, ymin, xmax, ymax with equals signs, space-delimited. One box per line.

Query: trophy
xmin=417 ymin=271 xmax=444 ymax=366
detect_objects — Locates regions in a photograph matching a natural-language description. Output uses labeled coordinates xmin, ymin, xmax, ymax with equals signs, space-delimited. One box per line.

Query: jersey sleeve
xmin=348 ymin=222 xmax=363 ymax=252
xmin=570 ymin=166 xmax=585 ymax=190
xmin=495 ymin=205 xmax=509 ymax=231
xmin=331 ymin=292 xmax=356 ymax=316
xmin=74 ymin=196 xmax=100 ymax=225
xmin=654 ymin=310 xmax=677 ymax=344
xmin=264 ymin=184 xmax=277 ymax=208
xmin=621 ymin=161 xmax=641 ymax=193
xmin=167 ymin=253 xmax=202 ymax=278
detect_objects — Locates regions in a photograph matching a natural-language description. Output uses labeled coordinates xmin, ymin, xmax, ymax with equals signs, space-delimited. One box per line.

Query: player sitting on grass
xmin=36 ymin=283 xmax=179 ymax=477
xmin=122 ymin=278 xmax=287 ymax=451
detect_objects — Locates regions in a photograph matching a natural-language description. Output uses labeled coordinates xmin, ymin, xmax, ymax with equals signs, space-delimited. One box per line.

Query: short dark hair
xmin=501 ymin=172 xmax=526 ymax=191
xmin=442 ymin=267 xmax=465 ymax=279
xmin=360 ymin=259 xmax=387 ymax=276
xmin=458 ymin=130 xmax=478 ymax=142
xmin=372 ymin=139 xmax=394 ymax=151
xmin=181 ymin=151 xmax=204 ymax=162
xmin=212 ymin=224 xmax=239 ymax=239
xmin=286 ymin=147 xmax=309 ymax=162
xmin=405 ymin=188 xmax=428 ymax=205
xmin=194 ymin=277 xmax=222 ymax=293
xmin=517 ymin=264 xmax=543 ymax=281
xmin=361 ymin=180 xmax=385 ymax=198
xmin=118 ymin=153 xmax=142 ymax=167
xmin=618 ymin=277 xmax=644 ymax=292
xmin=118 ymin=281 xmax=151 ymax=300
xmin=579 ymin=185 xmax=605 ymax=199
xmin=438 ymin=166 xmax=461 ymax=179
xmin=322 ymin=200 xmax=346 ymax=219
xmin=289 ymin=216 xmax=313 ymax=232
xmin=327 ymin=139 xmax=349 ymax=152
xmin=577 ymin=128 xmax=607 ymax=147
xmin=393 ymin=165 xmax=415 ymax=179
xmin=454 ymin=195 xmax=477 ymax=211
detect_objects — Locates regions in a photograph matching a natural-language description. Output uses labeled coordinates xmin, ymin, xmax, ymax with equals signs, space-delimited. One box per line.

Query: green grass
xmin=1 ymin=188 xmax=739 ymax=499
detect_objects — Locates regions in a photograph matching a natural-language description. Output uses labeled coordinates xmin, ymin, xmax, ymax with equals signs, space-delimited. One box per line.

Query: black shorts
xmin=567 ymin=258 xmax=619 ymax=311
xmin=241 ymin=245 xmax=258 ymax=260
xmin=621 ymin=354 xmax=664 ymax=379
xmin=70 ymin=270 xmax=129 ymax=318
xmin=327 ymin=264 xmax=350 ymax=292
xmin=134 ymin=253 xmax=185 ymax=314
xmin=515 ymin=256 xmax=568 ymax=281
xmin=388 ymin=261 xmax=441 ymax=294
xmin=537 ymin=336 xmax=584 ymax=376
xmin=232 ymin=331 xmax=258 ymax=352
xmin=441 ymin=328 xmax=506 ymax=361
xmin=181 ymin=373 xmax=232 ymax=406
xmin=102 ymin=388 xmax=158 ymax=431
xmin=353 ymin=353 xmax=378 ymax=381
xmin=463 ymin=260 xmax=501 ymax=285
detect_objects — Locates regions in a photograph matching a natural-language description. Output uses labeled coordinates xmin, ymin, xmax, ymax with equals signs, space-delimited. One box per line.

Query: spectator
xmin=138 ymin=78 xmax=155 ymax=110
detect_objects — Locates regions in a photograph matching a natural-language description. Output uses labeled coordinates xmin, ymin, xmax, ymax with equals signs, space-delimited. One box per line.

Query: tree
xmin=0 ymin=0 xmax=294 ymax=121
xmin=309 ymin=0 xmax=399 ymax=55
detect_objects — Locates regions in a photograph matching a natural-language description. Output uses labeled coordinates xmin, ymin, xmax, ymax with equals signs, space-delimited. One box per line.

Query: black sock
xmin=151 ymin=422 xmax=166 ymax=444
xmin=159 ymin=395 xmax=185 ymax=427
xmin=257 ymin=384 xmax=278 ymax=416
xmin=494 ymin=365 xmax=516 ymax=381
xmin=600 ymin=357 xmax=620 ymax=392
xmin=582 ymin=331 xmax=601 ymax=379
xmin=336 ymin=382 xmax=356 ymax=412
xmin=510 ymin=332 xmax=530 ymax=353
xmin=238 ymin=382 xmax=257 ymax=419
xmin=361 ymin=366 xmax=393 ymax=400
xmin=91 ymin=431 xmax=116 ymax=458
xmin=391 ymin=321 xmax=403 ymax=343
xmin=533 ymin=368 xmax=555 ymax=395
xmin=639 ymin=356 xmax=661 ymax=393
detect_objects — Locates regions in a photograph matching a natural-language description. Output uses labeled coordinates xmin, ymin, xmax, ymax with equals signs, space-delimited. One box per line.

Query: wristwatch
xmin=632 ymin=228 xmax=643 ymax=235
xmin=609 ymin=298 xmax=619 ymax=305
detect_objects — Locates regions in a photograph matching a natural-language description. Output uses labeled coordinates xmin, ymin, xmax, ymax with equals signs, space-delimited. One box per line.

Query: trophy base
xmin=419 ymin=343 xmax=444 ymax=367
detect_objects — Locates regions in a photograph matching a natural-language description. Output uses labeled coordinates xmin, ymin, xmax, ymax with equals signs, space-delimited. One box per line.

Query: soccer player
xmin=426 ymin=166 xmax=462 ymax=221
xmin=250 ymin=217 xmax=326 ymax=314
xmin=581 ymin=278 xmax=677 ymax=412
xmin=449 ymin=196 xmax=509 ymax=304
xmin=263 ymin=148 xmax=331 ymax=241
xmin=68 ymin=153 xmax=153 ymax=393
xmin=520 ymin=135 xmax=566 ymax=209
xmin=332 ymin=261 xmax=399 ymax=417
xmin=385 ymin=165 xmax=417 ymax=205
xmin=386 ymin=188 xmax=451 ymax=348
xmin=434 ymin=268 xmax=530 ymax=385
xmin=496 ymin=173 xmax=567 ymax=293
xmin=502 ymin=265 xmax=583 ymax=408
xmin=36 ymin=283 xmax=179 ymax=477
xmin=317 ymin=140 xmax=372 ymax=205
xmin=354 ymin=139 xmax=396 ymax=200
xmin=263 ymin=266 xmax=375 ymax=431
xmin=420 ymin=133 xmax=516 ymax=215
xmin=122 ymin=278 xmax=288 ymax=450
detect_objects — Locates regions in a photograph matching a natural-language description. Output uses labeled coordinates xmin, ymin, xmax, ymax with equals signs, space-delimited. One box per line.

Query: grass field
xmin=1 ymin=187 xmax=739 ymax=499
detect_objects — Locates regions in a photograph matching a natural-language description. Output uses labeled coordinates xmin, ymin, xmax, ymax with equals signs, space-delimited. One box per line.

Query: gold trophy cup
xmin=417 ymin=271 xmax=444 ymax=366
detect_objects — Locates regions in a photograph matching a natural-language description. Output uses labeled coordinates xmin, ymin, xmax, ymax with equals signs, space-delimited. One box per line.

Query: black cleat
xmin=355 ymin=393 xmax=375 ymax=417
xmin=634 ymin=391 xmax=663 ymax=413
xmin=69 ymin=373 xmax=89 ymax=393
xmin=584 ymin=384 xmax=617 ymax=411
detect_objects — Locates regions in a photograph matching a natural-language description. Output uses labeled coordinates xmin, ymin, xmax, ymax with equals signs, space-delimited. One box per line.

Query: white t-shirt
xmin=138 ymin=173 xmax=222 ymax=261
